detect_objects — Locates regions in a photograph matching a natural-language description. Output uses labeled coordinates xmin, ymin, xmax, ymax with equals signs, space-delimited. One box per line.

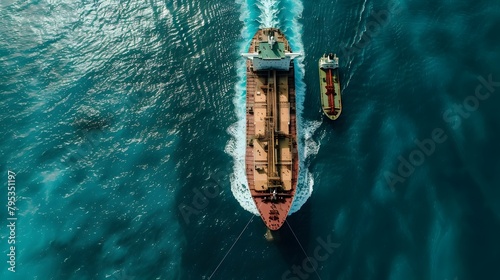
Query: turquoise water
xmin=1 ymin=0 xmax=500 ymax=279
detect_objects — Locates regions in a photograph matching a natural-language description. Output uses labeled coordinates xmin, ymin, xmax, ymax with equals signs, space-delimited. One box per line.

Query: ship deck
xmin=245 ymin=29 xmax=298 ymax=231
xmin=319 ymin=65 xmax=342 ymax=120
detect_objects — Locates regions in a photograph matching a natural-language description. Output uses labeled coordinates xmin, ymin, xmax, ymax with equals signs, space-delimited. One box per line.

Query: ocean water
xmin=1 ymin=0 xmax=500 ymax=279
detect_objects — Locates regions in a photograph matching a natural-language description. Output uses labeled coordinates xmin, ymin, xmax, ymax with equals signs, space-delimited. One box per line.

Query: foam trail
xmin=256 ymin=0 xmax=280 ymax=28
xmin=227 ymin=0 xmax=318 ymax=216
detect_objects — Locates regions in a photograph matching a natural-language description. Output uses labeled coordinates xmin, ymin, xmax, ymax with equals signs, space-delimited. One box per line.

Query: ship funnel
xmin=268 ymin=35 xmax=276 ymax=47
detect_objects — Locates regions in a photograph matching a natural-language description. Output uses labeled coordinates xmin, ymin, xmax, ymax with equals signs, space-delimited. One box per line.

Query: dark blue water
xmin=1 ymin=0 xmax=499 ymax=279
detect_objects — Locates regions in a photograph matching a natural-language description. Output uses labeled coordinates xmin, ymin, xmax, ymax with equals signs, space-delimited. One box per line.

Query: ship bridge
xmin=241 ymin=30 xmax=300 ymax=71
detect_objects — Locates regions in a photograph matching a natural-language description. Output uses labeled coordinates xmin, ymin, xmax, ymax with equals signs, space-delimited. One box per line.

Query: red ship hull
xmin=244 ymin=29 xmax=298 ymax=231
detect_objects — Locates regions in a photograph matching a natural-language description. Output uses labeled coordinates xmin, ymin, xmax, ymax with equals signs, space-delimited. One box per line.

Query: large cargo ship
xmin=242 ymin=29 xmax=300 ymax=231
xmin=319 ymin=53 xmax=342 ymax=120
